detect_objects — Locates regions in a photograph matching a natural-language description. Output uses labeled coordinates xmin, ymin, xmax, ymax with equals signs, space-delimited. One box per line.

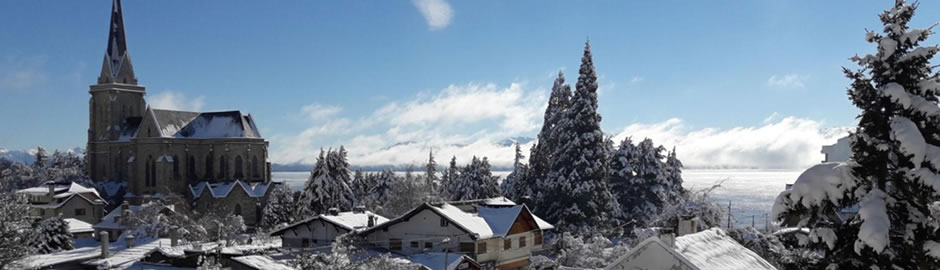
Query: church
xmin=85 ymin=0 xmax=273 ymax=224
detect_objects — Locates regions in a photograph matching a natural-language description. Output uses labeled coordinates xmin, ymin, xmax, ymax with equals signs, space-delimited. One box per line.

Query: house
xmin=606 ymin=228 xmax=776 ymax=270
xmin=17 ymin=181 xmax=108 ymax=225
xmin=269 ymin=206 xmax=389 ymax=249
xmin=93 ymin=201 xmax=176 ymax=241
xmin=357 ymin=198 xmax=554 ymax=270
xmin=821 ymin=136 xmax=852 ymax=163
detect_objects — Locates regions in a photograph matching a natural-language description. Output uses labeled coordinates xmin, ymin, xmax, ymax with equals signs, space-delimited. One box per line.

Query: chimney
xmin=119 ymin=201 xmax=130 ymax=225
xmin=660 ymin=227 xmax=676 ymax=248
xmin=100 ymin=231 xmax=110 ymax=258
xmin=353 ymin=205 xmax=366 ymax=214
xmin=367 ymin=214 xmax=376 ymax=227
xmin=678 ymin=215 xmax=698 ymax=236
xmin=125 ymin=234 xmax=136 ymax=248
xmin=171 ymin=227 xmax=179 ymax=247
xmin=47 ymin=182 xmax=55 ymax=198
xmin=328 ymin=207 xmax=340 ymax=216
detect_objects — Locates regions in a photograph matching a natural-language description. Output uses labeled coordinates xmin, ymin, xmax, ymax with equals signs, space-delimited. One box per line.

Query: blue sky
xmin=1 ymin=0 xmax=938 ymax=169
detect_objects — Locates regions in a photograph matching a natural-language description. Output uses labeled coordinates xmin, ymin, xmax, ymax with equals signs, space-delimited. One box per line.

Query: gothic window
xmin=251 ymin=156 xmax=260 ymax=179
xmin=188 ymin=155 xmax=197 ymax=180
xmin=234 ymin=204 xmax=242 ymax=216
xmin=234 ymin=156 xmax=244 ymax=179
xmin=205 ymin=155 xmax=214 ymax=180
xmin=172 ymin=155 xmax=180 ymax=181
xmin=145 ymin=157 xmax=151 ymax=187
xmin=218 ymin=156 xmax=228 ymax=179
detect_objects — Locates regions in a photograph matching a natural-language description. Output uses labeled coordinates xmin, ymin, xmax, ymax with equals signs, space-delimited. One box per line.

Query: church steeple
xmin=97 ymin=0 xmax=137 ymax=85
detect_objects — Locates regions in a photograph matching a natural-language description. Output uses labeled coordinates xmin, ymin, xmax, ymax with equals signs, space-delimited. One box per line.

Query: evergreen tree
xmin=501 ymin=141 xmax=530 ymax=202
xmin=32 ymin=215 xmax=73 ymax=254
xmin=351 ymin=169 xmax=372 ymax=205
xmin=664 ymin=146 xmax=685 ymax=202
xmin=370 ymin=169 xmax=397 ymax=203
xmin=425 ymin=150 xmax=439 ymax=196
xmin=530 ymin=72 xmax=572 ymax=207
xmin=260 ymin=184 xmax=298 ymax=230
xmin=447 ymin=156 xmax=501 ymax=201
xmin=33 ymin=147 xmax=48 ymax=168
xmin=608 ymin=137 xmax=637 ymax=224
xmin=0 ymin=193 xmax=35 ymax=268
xmin=542 ymin=41 xmax=620 ymax=234
xmin=625 ymin=138 xmax=670 ymax=227
xmin=299 ymin=148 xmax=355 ymax=215
xmin=773 ymin=1 xmax=940 ymax=268
xmin=439 ymin=156 xmax=460 ymax=199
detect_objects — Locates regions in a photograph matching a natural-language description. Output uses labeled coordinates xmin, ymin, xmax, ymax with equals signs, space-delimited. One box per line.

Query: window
xmin=188 ymin=155 xmax=197 ymax=180
xmin=172 ymin=155 xmax=180 ymax=180
xmin=425 ymin=242 xmax=433 ymax=249
xmin=440 ymin=217 xmax=449 ymax=227
xmin=39 ymin=209 xmax=45 ymax=216
xmin=218 ymin=156 xmax=228 ymax=179
xmin=75 ymin=208 xmax=86 ymax=216
xmin=459 ymin=242 xmax=475 ymax=253
xmin=301 ymin=239 xmax=309 ymax=247
xmin=390 ymin=239 xmax=402 ymax=251
xmin=252 ymin=156 xmax=260 ymax=178
xmin=411 ymin=241 xmax=419 ymax=248
xmin=234 ymin=156 xmax=244 ymax=179
xmin=149 ymin=159 xmax=156 ymax=187
xmin=477 ymin=242 xmax=487 ymax=254
xmin=205 ymin=155 xmax=214 ymax=180
xmin=519 ymin=236 xmax=527 ymax=248
xmin=234 ymin=204 xmax=242 ymax=216
xmin=535 ymin=231 xmax=543 ymax=245
xmin=504 ymin=238 xmax=512 ymax=250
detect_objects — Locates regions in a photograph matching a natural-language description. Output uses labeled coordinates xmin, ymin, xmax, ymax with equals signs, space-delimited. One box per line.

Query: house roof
xmin=18 ymin=182 xmax=102 ymax=199
xmin=604 ymin=236 xmax=698 ymax=270
xmin=94 ymin=203 xmax=176 ymax=230
xmin=408 ymin=253 xmax=478 ymax=270
xmin=270 ymin=210 xmax=389 ymax=236
xmin=65 ymin=218 xmax=95 ymax=234
xmin=674 ymin=228 xmax=777 ymax=270
xmin=358 ymin=198 xmax=553 ymax=240
xmin=189 ymin=180 xmax=271 ymax=199
xmin=231 ymin=255 xmax=294 ymax=270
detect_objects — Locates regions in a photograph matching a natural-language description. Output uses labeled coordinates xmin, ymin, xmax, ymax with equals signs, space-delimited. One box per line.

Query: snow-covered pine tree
xmin=501 ymin=141 xmax=530 ymax=202
xmin=370 ymin=169 xmax=397 ymax=203
xmin=33 ymin=147 xmax=48 ymax=168
xmin=32 ymin=215 xmax=73 ymax=254
xmin=624 ymin=138 xmax=671 ymax=227
xmin=439 ymin=156 xmax=460 ymax=199
xmin=664 ymin=146 xmax=685 ymax=202
xmin=260 ymin=184 xmax=297 ymax=230
xmin=530 ymin=72 xmax=572 ymax=208
xmin=448 ymin=156 xmax=501 ymax=201
xmin=299 ymin=148 xmax=355 ymax=215
xmin=542 ymin=41 xmax=621 ymax=233
xmin=425 ymin=150 xmax=439 ymax=197
xmin=0 ymin=193 xmax=35 ymax=267
xmin=351 ymin=169 xmax=373 ymax=205
xmin=772 ymin=1 xmax=940 ymax=268
xmin=608 ymin=137 xmax=637 ymax=225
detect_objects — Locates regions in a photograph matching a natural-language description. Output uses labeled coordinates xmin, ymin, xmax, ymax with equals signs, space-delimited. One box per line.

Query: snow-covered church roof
xmin=148 ymin=108 xmax=263 ymax=139
xmin=189 ymin=180 xmax=272 ymax=199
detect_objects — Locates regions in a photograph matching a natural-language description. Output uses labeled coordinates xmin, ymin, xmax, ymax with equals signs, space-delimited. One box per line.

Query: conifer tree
xmin=370 ymin=169 xmax=397 ymax=203
xmin=501 ymin=141 xmax=530 ymax=202
xmin=773 ymin=1 xmax=940 ymax=268
xmin=447 ymin=156 xmax=501 ymax=201
xmin=542 ymin=41 xmax=620 ymax=233
xmin=439 ymin=156 xmax=460 ymax=199
xmin=33 ymin=147 xmax=48 ymax=168
xmin=530 ymin=72 xmax=572 ymax=207
xmin=299 ymin=148 xmax=355 ymax=215
xmin=425 ymin=150 xmax=439 ymax=196
xmin=260 ymin=184 xmax=298 ymax=230
xmin=32 ymin=215 xmax=73 ymax=254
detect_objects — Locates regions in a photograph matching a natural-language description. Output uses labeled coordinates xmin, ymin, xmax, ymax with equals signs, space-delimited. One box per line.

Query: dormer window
xmin=440 ymin=217 xmax=449 ymax=227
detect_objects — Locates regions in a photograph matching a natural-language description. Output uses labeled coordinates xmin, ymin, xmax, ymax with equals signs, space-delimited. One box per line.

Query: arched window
xmin=205 ymin=155 xmax=214 ymax=180
xmin=145 ymin=156 xmax=152 ymax=187
xmin=218 ymin=156 xmax=228 ymax=180
xmin=172 ymin=155 xmax=180 ymax=181
xmin=251 ymin=156 xmax=260 ymax=179
xmin=188 ymin=155 xmax=197 ymax=180
xmin=234 ymin=156 xmax=244 ymax=179
xmin=147 ymin=156 xmax=156 ymax=187
xmin=234 ymin=204 xmax=242 ymax=216
xmin=114 ymin=157 xmax=121 ymax=179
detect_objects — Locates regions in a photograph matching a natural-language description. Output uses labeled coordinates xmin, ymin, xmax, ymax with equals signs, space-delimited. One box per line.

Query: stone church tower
xmin=87 ymin=0 xmax=146 ymax=180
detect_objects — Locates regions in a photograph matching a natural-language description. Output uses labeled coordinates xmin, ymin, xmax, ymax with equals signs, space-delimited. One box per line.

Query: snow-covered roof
xmin=605 ymin=236 xmax=698 ymax=270
xmin=408 ymin=252 xmax=476 ymax=270
xmin=9 ymin=238 xmax=172 ymax=269
xmin=477 ymin=206 xmax=521 ymax=237
xmin=18 ymin=182 xmax=102 ymax=199
xmin=189 ymin=180 xmax=271 ymax=199
xmin=271 ymin=211 xmax=389 ymax=236
xmin=674 ymin=228 xmax=776 ymax=270
xmin=83 ymin=238 xmax=175 ymax=268
xmin=231 ymin=255 xmax=294 ymax=270
xmin=94 ymin=203 xmax=176 ymax=230
xmin=431 ymin=203 xmax=494 ymax=239
xmin=65 ymin=218 xmax=95 ymax=234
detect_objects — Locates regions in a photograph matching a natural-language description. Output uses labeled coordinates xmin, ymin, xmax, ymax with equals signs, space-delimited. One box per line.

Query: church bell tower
xmin=87 ymin=0 xmax=146 ymax=180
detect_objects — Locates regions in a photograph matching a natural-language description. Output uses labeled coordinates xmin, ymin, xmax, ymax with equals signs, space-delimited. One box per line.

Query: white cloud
xmin=767 ymin=74 xmax=806 ymax=88
xmin=612 ymin=116 xmax=850 ymax=169
xmin=412 ymin=0 xmax=454 ymax=30
xmin=630 ymin=76 xmax=644 ymax=84
xmin=0 ymin=56 xmax=48 ymax=92
xmin=269 ymin=82 xmax=546 ymax=167
xmin=147 ymin=91 xmax=205 ymax=112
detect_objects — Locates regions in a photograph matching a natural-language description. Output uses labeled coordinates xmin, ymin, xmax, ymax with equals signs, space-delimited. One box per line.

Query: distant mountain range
xmin=0 ymin=147 xmax=84 ymax=164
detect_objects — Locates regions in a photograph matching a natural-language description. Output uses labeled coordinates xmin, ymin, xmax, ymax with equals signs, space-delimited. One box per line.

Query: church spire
xmin=98 ymin=0 xmax=137 ymax=85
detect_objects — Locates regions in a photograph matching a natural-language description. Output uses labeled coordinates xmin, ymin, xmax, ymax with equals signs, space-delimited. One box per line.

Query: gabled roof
xmin=408 ymin=253 xmax=479 ymax=270
xmin=674 ymin=228 xmax=776 ymax=270
xmin=138 ymin=108 xmax=263 ymax=140
xmin=94 ymin=203 xmax=176 ymax=230
xmin=270 ymin=211 xmax=389 ymax=236
xmin=65 ymin=218 xmax=94 ymax=234
xmin=231 ymin=255 xmax=293 ymax=270
xmin=189 ymin=180 xmax=271 ymax=199
xmin=358 ymin=198 xmax=554 ymax=240
xmin=605 ymin=236 xmax=699 ymax=270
